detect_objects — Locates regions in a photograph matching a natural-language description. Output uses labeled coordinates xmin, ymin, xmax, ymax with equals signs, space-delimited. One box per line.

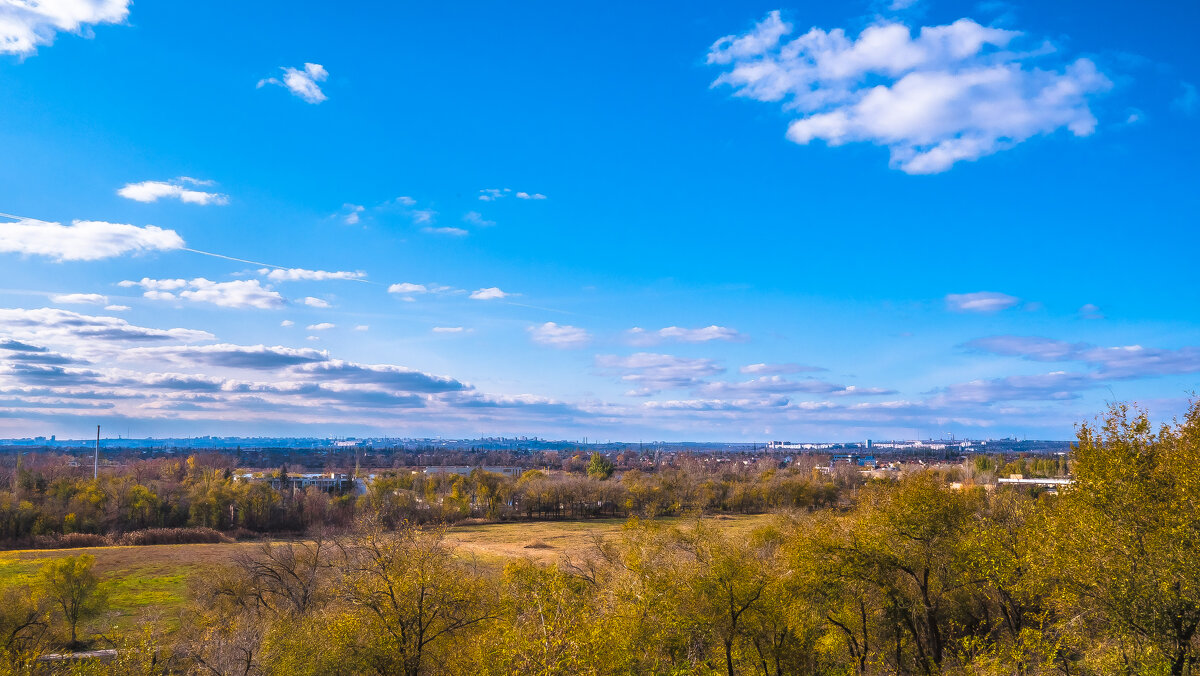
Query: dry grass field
xmin=443 ymin=514 xmax=773 ymax=564
xmin=0 ymin=514 xmax=774 ymax=638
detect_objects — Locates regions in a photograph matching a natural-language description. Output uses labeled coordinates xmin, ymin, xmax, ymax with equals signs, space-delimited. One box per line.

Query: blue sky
xmin=0 ymin=0 xmax=1197 ymax=441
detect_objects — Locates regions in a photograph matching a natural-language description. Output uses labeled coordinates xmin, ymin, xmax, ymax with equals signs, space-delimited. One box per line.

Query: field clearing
xmin=444 ymin=514 xmax=773 ymax=563
xmin=0 ymin=541 xmax=264 ymax=633
xmin=0 ymin=514 xmax=774 ymax=639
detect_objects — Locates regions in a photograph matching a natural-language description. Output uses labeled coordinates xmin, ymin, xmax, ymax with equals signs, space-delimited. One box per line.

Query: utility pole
xmin=94 ymin=425 xmax=100 ymax=480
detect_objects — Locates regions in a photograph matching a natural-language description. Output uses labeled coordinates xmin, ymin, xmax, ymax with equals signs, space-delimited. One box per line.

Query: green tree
xmin=334 ymin=522 xmax=497 ymax=675
xmin=587 ymin=453 xmax=615 ymax=480
xmin=1040 ymin=402 xmax=1200 ymax=675
xmin=0 ymin=586 xmax=49 ymax=670
xmin=38 ymin=555 xmax=107 ymax=648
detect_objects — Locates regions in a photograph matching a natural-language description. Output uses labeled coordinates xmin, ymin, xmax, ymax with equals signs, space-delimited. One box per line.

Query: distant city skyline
xmin=1 ymin=1 xmax=1197 ymax=440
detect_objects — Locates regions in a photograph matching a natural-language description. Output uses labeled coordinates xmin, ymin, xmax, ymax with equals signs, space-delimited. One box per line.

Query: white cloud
xmin=1078 ymin=303 xmax=1104 ymax=320
xmin=469 ymin=287 xmax=508 ymax=300
xmin=480 ymin=188 xmax=546 ymax=201
xmin=388 ymin=282 xmax=428 ymax=296
xmin=340 ymin=204 xmax=365 ymax=225
xmin=628 ymin=325 xmax=746 ymax=345
xmin=117 ymin=177 xmax=229 ymax=205
xmin=423 ymin=226 xmax=468 ymax=237
xmin=104 ymin=304 xmax=130 ymax=312
xmin=257 ymin=62 xmax=329 ymax=103
xmin=410 ymin=209 xmax=436 ymax=225
xmin=0 ymin=0 xmax=129 ymax=56
xmin=945 ymin=291 xmax=1019 ymax=312
xmin=478 ymin=188 xmax=510 ymax=201
xmin=462 ymin=211 xmax=495 ymax=227
xmin=302 ymin=297 xmax=331 ymax=308
xmin=51 ymin=293 xmax=107 ymax=305
xmin=0 ymin=307 xmax=213 ymax=346
xmin=596 ymin=352 xmax=724 ymax=394
xmin=965 ymin=335 xmax=1200 ymax=379
xmin=306 ymin=323 xmax=335 ymax=331
xmin=280 ymin=320 xmax=295 ymax=327
xmin=528 ymin=322 xmax=591 ymax=349
xmin=708 ymin=12 xmax=1111 ymax=173
xmin=699 ymin=376 xmax=894 ymax=397
xmin=740 ymin=362 xmax=825 ymax=374
xmin=258 ymin=267 xmax=365 ymax=282
xmin=432 ymin=326 xmax=466 ymax=333
xmin=0 ymin=217 xmax=184 ymax=261
xmin=394 ymin=196 xmax=417 ymax=207
xmin=123 ymin=278 xmax=285 ymax=309
xmin=354 ymin=325 xmax=369 ymax=331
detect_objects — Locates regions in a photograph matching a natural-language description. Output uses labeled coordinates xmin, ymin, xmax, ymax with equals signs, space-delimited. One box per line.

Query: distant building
xmin=422 ymin=466 xmax=522 ymax=479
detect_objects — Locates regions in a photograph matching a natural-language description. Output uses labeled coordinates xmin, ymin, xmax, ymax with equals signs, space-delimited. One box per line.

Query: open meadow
xmin=0 ymin=514 xmax=773 ymax=641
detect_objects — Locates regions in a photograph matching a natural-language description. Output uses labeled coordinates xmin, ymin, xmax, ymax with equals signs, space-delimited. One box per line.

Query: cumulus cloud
xmin=0 ymin=0 xmax=129 ymax=56
xmin=423 ymin=226 xmax=468 ymax=237
xmin=117 ymin=177 xmax=229 ymax=205
xmin=478 ymin=188 xmax=510 ymax=201
xmin=280 ymin=320 xmax=294 ymax=327
xmin=123 ymin=344 xmax=328 ymax=370
xmin=432 ymin=326 xmax=466 ymax=333
xmin=388 ymin=282 xmax=427 ymax=295
xmin=306 ymin=322 xmax=335 ymax=331
xmin=0 ymin=307 xmax=213 ymax=345
xmin=462 ymin=211 xmax=495 ymax=227
xmin=104 ymin=304 xmax=130 ymax=312
xmin=257 ymin=62 xmax=329 ymax=103
xmin=470 ymin=287 xmax=509 ymax=300
xmin=628 ymin=325 xmax=746 ymax=345
xmin=708 ymin=12 xmax=1111 ymax=173
xmin=121 ymin=278 xmax=285 ymax=310
xmin=740 ymin=362 xmax=825 ymax=374
xmin=596 ymin=352 xmax=724 ymax=395
xmin=479 ymin=188 xmax=547 ymax=201
xmin=699 ymin=376 xmax=895 ymax=397
xmin=929 ymin=371 xmax=1096 ymax=405
xmin=340 ymin=204 xmax=365 ymax=225
xmin=258 ymin=267 xmax=365 ymax=282
xmin=291 ymin=360 xmax=468 ymax=393
xmin=945 ymin=291 xmax=1019 ymax=312
xmin=964 ymin=335 xmax=1200 ymax=379
xmin=301 ymin=297 xmax=330 ymax=308
xmin=0 ymin=217 xmax=183 ymax=261
xmin=528 ymin=322 xmax=591 ymax=349
xmin=354 ymin=325 xmax=369 ymax=331
xmin=51 ymin=293 xmax=107 ymax=305
xmin=410 ymin=210 xmax=436 ymax=225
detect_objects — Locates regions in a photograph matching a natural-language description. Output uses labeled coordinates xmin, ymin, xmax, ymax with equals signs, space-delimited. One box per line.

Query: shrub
xmin=116 ymin=527 xmax=229 ymax=546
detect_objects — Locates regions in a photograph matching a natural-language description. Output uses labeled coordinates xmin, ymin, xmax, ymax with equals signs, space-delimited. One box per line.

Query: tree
xmin=587 ymin=453 xmax=615 ymax=481
xmin=38 ymin=554 xmax=107 ymax=648
xmin=0 ymin=586 xmax=49 ymax=670
xmin=1040 ymin=402 xmax=1200 ymax=675
xmin=334 ymin=522 xmax=497 ymax=675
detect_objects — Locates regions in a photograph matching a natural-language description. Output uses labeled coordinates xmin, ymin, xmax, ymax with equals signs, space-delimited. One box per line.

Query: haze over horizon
xmin=1 ymin=0 xmax=1197 ymax=442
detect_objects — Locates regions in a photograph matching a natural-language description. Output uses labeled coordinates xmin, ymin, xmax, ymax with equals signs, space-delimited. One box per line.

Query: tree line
xmin=0 ymin=403 xmax=1195 ymax=674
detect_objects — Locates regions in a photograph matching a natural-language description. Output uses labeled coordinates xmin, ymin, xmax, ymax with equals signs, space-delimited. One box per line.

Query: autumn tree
xmin=37 ymin=555 xmax=106 ymax=648
xmin=1040 ymin=402 xmax=1200 ymax=675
